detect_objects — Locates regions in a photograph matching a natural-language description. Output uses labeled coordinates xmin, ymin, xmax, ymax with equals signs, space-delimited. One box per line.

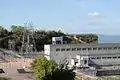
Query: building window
xmin=108 ymin=47 xmax=112 ymax=50
xmin=91 ymin=57 xmax=95 ymax=59
xmin=88 ymin=48 xmax=91 ymax=50
xmin=66 ymin=48 xmax=70 ymax=51
xmin=114 ymin=47 xmax=117 ymax=50
xmin=102 ymin=57 xmax=107 ymax=59
xmin=103 ymin=47 xmax=107 ymax=50
xmin=84 ymin=60 xmax=87 ymax=64
xmin=97 ymin=57 xmax=101 ymax=59
xmin=113 ymin=57 xmax=117 ymax=59
xmin=118 ymin=47 xmax=120 ymax=49
xmin=82 ymin=48 xmax=86 ymax=50
xmin=107 ymin=57 xmax=111 ymax=59
xmin=93 ymin=48 xmax=97 ymax=50
xmin=77 ymin=48 xmax=81 ymax=51
xmin=61 ymin=48 xmax=65 ymax=51
xmin=56 ymin=48 xmax=60 ymax=51
xmin=72 ymin=48 xmax=76 ymax=51
xmin=98 ymin=48 xmax=102 ymax=50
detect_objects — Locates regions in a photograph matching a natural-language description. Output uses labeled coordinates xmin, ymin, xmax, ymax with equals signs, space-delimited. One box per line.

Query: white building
xmin=44 ymin=43 xmax=120 ymax=69
xmin=52 ymin=37 xmax=63 ymax=44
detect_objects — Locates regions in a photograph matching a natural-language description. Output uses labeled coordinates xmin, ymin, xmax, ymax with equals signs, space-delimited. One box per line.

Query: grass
xmin=75 ymin=77 xmax=81 ymax=80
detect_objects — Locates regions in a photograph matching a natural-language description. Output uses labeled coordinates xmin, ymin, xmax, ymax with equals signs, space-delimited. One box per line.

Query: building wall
xmin=88 ymin=53 xmax=120 ymax=66
xmin=44 ymin=43 xmax=120 ymax=66
xmin=50 ymin=44 xmax=81 ymax=64
xmin=44 ymin=45 xmax=51 ymax=60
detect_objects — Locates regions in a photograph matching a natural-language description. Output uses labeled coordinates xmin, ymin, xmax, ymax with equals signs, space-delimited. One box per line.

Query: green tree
xmin=30 ymin=56 xmax=57 ymax=80
xmin=71 ymin=40 xmax=81 ymax=44
xmin=30 ymin=56 xmax=76 ymax=80
xmin=11 ymin=25 xmax=24 ymax=33
xmin=10 ymin=25 xmax=26 ymax=51
xmin=66 ymin=34 xmax=98 ymax=44
xmin=0 ymin=25 xmax=98 ymax=51
xmin=50 ymin=61 xmax=75 ymax=80
xmin=0 ymin=26 xmax=9 ymax=49
xmin=34 ymin=30 xmax=66 ymax=51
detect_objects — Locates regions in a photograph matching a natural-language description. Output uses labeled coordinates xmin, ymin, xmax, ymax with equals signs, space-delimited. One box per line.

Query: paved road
xmin=0 ymin=59 xmax=33 ymax=80
xmin=1 ymin=69 xmax=32 ymax=80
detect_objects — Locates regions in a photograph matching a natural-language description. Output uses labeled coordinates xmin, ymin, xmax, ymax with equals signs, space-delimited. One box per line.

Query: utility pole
xmin=20 ymin=22 xmax=36 ymax=59
xmin=8 ymin=39 xmax=15 ymax=51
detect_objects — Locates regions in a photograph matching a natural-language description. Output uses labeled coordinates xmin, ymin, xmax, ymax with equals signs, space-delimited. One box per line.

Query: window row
xmin=56 ymin=47 xmax=120 ymax=51
xmin=90 ymin=56 xmax=120 ymax=60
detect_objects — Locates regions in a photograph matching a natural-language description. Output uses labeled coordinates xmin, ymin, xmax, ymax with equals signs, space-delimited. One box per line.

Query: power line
xmin=20 ymin=22 xmax=37 ymax=59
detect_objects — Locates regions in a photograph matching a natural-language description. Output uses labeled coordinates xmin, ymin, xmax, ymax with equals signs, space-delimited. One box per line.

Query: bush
xmin=0 ymin=76 xmax=11 ymax=80
xmin=30 ymin=56 xmax=76 ymax=80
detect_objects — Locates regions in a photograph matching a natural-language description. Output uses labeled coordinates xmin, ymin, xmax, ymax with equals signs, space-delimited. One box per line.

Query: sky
xmin=0 ymin=0 xmax=120 ymax=35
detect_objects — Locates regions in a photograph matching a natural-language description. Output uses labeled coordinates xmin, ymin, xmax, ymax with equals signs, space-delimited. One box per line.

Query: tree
xmin=11 ymin=25 xmax=24 ymax=33
xmin=34 ymin=30 xmax=66 ymax=51
xmin=30 ymin=56 xmax=57 ymax=80
xmin=71 ymin=40 xmax=81 ymax=44
xmin=0 ymin=25 xmax=98 ymax=51
xmin=0 ymin=26 xmax=9 ymax=49
xmin=50 ymin=60 xmax=75 ymax=80
xmin=30 ymin=56 xmax=76 ymax=80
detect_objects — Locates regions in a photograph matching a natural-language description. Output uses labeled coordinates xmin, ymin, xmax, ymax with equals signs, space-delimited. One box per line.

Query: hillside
xmin=66 ymin=34 xmax=98 ymax=44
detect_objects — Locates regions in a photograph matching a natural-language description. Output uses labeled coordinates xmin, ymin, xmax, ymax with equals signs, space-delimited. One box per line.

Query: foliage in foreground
xmin=30 ymin=56 xmax=57 ymax=80
xmin=0 ymin=76 xmax=11 ymax=80
xmin=30 ymin=56 xmax=75 ymax=80
xmin=47 ymin=61 xmax=75 ymax=80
